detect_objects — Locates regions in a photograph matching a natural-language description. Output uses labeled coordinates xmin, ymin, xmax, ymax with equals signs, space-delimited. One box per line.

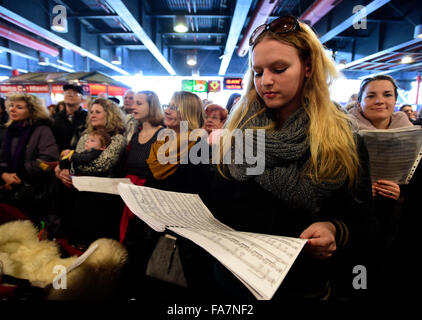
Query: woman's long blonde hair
xmin=171 ymin=91 xmax=204 ymax=131
xmin=224 ymin=21 xmax=360 ymax=187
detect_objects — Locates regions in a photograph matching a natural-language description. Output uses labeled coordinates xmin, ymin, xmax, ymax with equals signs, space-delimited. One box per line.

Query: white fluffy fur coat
xmin=0 ymin=220 xmax=128 ymax=300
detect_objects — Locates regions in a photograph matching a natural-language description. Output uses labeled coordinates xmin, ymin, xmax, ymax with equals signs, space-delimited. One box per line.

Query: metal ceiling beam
xmin=0 ymin=6 xmax=129 ymax=75
xmin=89 ymin=30 xmax=134 ymax=36
xmin=0 ymin=46 xmax=75 ymax=72
xmin=218 ymin=0 xmax=253 ymax=76
xmin=151 ymin=12 xmax=230 ymax=19
xmin=163 ymin=32 xmax=227 ymax=37
xmin=69 ymin=13 xmax=119 ymax=19
xmin=319 ymin=0 xmax=391 ymax=44
xmin=342 ymin=38 xmax=422 ymax=69
xmin=104 ymin=0 xmax=176 ymax=75
xmin=371 ymin=61 xmax=422 ymax=75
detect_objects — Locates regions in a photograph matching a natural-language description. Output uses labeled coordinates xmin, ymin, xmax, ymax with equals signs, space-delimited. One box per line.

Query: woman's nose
xmin=261 ymin=70 xmax=273 ymax=87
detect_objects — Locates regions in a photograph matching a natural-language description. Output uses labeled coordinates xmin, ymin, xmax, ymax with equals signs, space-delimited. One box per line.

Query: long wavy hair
xmin=170 ymin=91 xmax=204 ymax=131
xmin=5 ymin=93 xmax=49 ymax=126
xmin=86 ymin=98 xmax=125 ymax=135
xmin=223 ymin=20 xmax=360 ymax=188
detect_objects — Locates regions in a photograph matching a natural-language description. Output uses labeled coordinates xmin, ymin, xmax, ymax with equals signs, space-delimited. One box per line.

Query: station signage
xmin=25 ymin=84 xmax=49 ymax=93
xmin=223 ymin=78 xmax=243 ymax=90
xmin=88 ymin=83 xmax=107 ymax=95
xmin=182 ymin=80 xmax=221 ymax=93
xmin=0 ymin=84 xmax=25 ymax=93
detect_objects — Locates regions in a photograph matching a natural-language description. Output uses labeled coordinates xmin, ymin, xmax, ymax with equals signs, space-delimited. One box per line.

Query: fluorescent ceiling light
xmin=401 ymin=56 xmax=414 ymax=64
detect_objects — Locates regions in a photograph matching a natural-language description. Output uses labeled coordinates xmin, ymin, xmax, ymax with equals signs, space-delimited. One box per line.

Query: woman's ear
xmin=304 ymin=58 xmax=311 ymax=78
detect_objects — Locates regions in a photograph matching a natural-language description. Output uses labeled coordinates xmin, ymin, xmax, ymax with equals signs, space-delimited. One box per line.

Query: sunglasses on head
xmin=249 ymin=15 xmax=300 ymax=46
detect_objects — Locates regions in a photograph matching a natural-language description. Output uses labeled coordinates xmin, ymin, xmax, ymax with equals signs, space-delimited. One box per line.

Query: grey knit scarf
xmin=227 ymin=101 xmax=345 ymax=213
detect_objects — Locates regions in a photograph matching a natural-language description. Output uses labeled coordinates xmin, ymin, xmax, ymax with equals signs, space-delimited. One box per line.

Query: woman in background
xmin=0 ymin=93 xmax=58 ymax=221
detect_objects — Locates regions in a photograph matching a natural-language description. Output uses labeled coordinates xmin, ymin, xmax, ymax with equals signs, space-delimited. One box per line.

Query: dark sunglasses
xmin=249 ymin=15 xmax=300 ymax=46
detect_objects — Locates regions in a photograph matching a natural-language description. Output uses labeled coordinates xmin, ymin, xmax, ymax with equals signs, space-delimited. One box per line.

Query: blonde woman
xmin=56 ymin=98 xmax=126 ymax=183
xmin=55 ymin=98 xmax=127 ymax=244
xmin=146 ymin=90 xmax=206 ymax=192
xmin=208 ymin=16 xmax=375 ymax=300
xmin=0 ymin=93 xmax=59 ymax=219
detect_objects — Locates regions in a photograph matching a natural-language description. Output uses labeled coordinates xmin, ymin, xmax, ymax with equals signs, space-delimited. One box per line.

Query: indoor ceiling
xmin=0 ymin=0 xmax=421 ymax=80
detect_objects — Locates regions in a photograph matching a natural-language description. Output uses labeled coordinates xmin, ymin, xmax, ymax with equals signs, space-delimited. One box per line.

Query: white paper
xmin=72 ymin=176 xmax=133 ymax=194
xmin=359 ymin=126 xmax=422 ymax=184
xmin=117 ymin=183 xmax=306 ymax=300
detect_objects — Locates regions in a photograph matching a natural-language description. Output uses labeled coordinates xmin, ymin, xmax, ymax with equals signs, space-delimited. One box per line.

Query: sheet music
xmin=72 ymin=176 xmax=133 ymax=194
xmin=359 ymin=126 xmax=422 ymax=184
xmin=118 ymin=183 xmax=306 ymax=300
xmin=169 ymin=228 xmax=306 ymax=300
xmin=117 ymin=183 xmax=234 ymax=232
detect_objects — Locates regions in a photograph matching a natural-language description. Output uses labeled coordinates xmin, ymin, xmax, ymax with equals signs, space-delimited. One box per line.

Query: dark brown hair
xmin=358 ymin=75 xmax=398 ymax=103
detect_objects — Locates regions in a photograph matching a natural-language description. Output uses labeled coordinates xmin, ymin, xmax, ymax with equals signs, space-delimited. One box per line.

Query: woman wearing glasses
xmin=146 ymin=91 xmax=208 ymax=193
xmin=204 ymin=16 xmax=375 ymax=300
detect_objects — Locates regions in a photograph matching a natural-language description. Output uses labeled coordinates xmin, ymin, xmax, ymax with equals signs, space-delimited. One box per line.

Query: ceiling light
xmin=186 ymin=55 xmax=197 ymax=66
xmin=401 ymin=56 xmax=414 ymax=64
xmin=414 ymin=25 xmax=422 ymax=38
xmin=111 ymin=55 xmax=121 ymax=65
xmin=174 ymin=15 xmax=188 ymax=33
xmin=38 ymin=57 xmax=49 ymax=66
xmin=51 ymin=24 xmax=67 ymax=33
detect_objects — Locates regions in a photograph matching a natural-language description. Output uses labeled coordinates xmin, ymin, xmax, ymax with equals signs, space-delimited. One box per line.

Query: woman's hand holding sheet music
xmin=299 ymin=222 xmax=337 ymax=260
xmin=372 ymin=179 xmax=400 ymax=200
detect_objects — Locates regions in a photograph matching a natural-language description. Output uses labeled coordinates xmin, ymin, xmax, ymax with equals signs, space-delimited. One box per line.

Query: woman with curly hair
xmin=0 ymin=93 xmax=59 ymax=221
xmin=54 ymin=98 xmax=127 ymax=245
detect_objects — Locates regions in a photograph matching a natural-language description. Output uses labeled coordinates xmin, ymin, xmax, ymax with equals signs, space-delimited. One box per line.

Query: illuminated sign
xmin=88 ymin=83 xmax=107 ymax=95
xmin=181 ymin=80 xmax=208 ymax=93
xmin=208 ymin=80 xmax=221 ymax=92
xmin=108 ymin=86 xmax=126 ymax=96
xmin=223 ymin=78 xmax=242 ymax=90
xmin=0 ymin=84 xmax=25 ymax=93
xmin=25 ymin=84 xmax=49 ymax=93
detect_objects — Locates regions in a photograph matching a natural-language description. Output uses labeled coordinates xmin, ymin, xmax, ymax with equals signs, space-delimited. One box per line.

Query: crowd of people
xmin=0 ymin=15 xmax=421 ymax=301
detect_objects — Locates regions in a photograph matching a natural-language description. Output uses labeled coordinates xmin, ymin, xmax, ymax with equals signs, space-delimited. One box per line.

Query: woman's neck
xmin=369 ymin=117 xmax=391 ymax=129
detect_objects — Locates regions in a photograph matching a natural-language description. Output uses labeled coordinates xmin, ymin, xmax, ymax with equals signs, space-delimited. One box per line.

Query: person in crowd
xmin=58 ymin=128 xmax=111 ymax=176
xmin=203 ymin=103 xmax=228 ymax=145
xmin=121 ymin=90 xmax=138 ymax=143
xmin=47 ymin=104 xmax=57 ymax=117
xmin=399 ymin=104 xmax=416 ymax=123
xmin=0 ymin=93 xmax=59 ymax=221
xmin=51 ymin=84 xmax=87 ymax=152
xmin=202 ymin=15 xmax=375 ymax=300
xmin=225 ymin=93 xmax=241 ymax=114
xmin=118 ymin=90 xmax=165 ymax=299
xmin=54 ymin=98 xmax=126 ymax=245
xmin=120 ymin=90 xmax=164 ymax=243
xmin=108 ymin=97 xmax=120 ymax=106
xmin=146 ymin=91 xmax=207 ymax=193
xmin=122 ymin=91 xmax=211 ymax=300
xmin=0 ymin=97 xmax=8 ymax=146
xmin=347 ymin=74 xmax=414 ymax=297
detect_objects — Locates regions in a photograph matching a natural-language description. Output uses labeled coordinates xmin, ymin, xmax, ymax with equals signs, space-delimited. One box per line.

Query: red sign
xmin=25 ymin=84 xmax=49 ymax=93
xmin=52 ymin=84 xmax=64 ymax=93
xmin=0 ymin=84 xmax=25 ymax=93
xmin=89 ymin=83 xmax=107 ymax=95
xmin=223 ymin=78 xmax=243 ymax=90
xmin=108 ymin=86 xmax=126 ymax=96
